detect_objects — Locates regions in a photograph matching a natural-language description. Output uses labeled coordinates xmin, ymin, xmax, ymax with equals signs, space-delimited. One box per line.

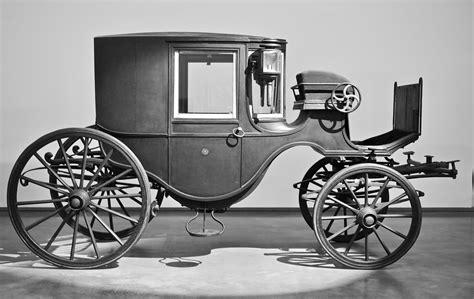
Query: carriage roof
xmin=94 ymin=32 xmax=287 ymax=135
xmin=96 ymin=32 xmax=287 ymax=43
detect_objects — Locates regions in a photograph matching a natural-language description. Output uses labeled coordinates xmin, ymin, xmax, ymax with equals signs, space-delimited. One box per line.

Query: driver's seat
xmin=353 ymin=78 xmax=423 ymax=150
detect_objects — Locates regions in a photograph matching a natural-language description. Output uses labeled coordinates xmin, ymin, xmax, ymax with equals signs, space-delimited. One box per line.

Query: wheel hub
xmin=358 ymin=207 xmax=378 ymax=229
xmin=69 ymin=189 xmax=91 ymax=210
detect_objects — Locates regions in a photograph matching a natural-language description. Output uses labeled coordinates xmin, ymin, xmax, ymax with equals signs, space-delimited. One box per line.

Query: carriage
xmin=7 ymin=32 xmax=458 ymax=270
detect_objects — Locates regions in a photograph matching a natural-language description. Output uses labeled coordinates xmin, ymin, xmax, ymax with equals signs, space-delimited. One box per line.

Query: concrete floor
xmin=0 ymin=210 xmax=472 ymax=298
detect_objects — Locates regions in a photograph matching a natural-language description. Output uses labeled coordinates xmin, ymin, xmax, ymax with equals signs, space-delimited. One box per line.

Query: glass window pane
xmin=175 ymin=51 xmax=235 ymax=118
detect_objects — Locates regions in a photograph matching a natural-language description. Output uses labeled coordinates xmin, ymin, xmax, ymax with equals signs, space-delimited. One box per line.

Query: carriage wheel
xmin=49 ymin=136 xmax=155 ymax=241
xmin=7 ymin=128 xmax=150 ymax=269
xmin=299 ymin=158 xmax=389 ymax=242
xmin=313 ymin=163 xmax=421 ymax=269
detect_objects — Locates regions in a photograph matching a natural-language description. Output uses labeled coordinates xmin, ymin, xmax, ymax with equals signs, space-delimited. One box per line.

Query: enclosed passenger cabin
xmin=94 ymin=32 xmax=289 ymax=208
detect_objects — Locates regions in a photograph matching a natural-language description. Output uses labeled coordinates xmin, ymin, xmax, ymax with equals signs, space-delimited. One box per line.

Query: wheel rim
xmin=299 ymin=158 xmax=388 ymax=242
xmin=313 ymin=163 xmax=422 ymax=269
xmin=7 ymin=128 xmax=150 ymax=269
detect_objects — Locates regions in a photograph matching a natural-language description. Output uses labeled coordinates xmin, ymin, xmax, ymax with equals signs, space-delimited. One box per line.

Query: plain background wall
xmin=1 ymin=0 xmax=472 ymax=208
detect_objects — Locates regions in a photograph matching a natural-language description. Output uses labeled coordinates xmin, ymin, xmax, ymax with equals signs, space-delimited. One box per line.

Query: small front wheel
xmin=8 ymin=128 xmax=151 ymax=269
xmin=299 ymin=158 xmax=388 ymax=242
xmin=313 ymin=163 xmax=421 ymax=269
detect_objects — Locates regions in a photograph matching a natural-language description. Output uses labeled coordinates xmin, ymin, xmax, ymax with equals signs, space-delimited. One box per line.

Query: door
xmin=169 ymin=46 xmax=243 ymax=198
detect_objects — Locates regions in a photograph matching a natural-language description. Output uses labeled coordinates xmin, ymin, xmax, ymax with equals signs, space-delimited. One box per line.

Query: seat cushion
xmin=354 ymin=129 xmax=415 ymax=146
xmin=296 ymin=71 xmax=349 ymax=85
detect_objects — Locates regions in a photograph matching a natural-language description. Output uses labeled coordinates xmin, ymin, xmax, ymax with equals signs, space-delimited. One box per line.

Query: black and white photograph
xmin=0 ymin=0 xmax=472 ymax=298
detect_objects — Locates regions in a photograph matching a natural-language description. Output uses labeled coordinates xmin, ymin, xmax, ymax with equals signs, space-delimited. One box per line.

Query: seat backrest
xmin=393 ymin=78 xmax=423 ymax=134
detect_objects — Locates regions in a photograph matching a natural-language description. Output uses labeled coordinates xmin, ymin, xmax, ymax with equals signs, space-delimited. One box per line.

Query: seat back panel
xmin=393 ymin=78 xmax=422 ymax=134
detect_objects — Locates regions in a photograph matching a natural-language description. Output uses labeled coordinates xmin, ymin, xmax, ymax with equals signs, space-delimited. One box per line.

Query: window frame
xmin=173 ymin=49 xmax=238 ymax=119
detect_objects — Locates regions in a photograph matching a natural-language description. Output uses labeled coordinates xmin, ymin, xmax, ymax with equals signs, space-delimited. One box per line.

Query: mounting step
xmin=185 ymin=209 xmax=225 ymax=237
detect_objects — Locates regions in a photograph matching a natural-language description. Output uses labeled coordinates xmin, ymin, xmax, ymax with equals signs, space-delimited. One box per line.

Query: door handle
xmin=232 ymin=127 xmax=245 ymax=138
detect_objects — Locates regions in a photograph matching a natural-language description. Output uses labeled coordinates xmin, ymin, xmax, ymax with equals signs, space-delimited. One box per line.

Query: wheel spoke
xmin=107 ymin=193 xmax=114 ymax=231
xmin=70 ymin=212 xmax=80 ymax=260
xmin=371 ymin=178 xmax=390 ymax=208
xmin=343 ymin=207 xmax=348 ymax=236
xmin=114 ymin=182 xmax=141 ymax=188
xmin=85 ymin=149 xmax=113 ymax=190
xmin=373 ymin=228 xmax=391 ymax=256
xmin=377 ymin=221 xmax=407 ymax=239
xmin=364 ymin=173 xmax=369 ymax=207
xmin=326 ymin=221 xmax=358 ymax=242
xmin=112 ymin=190 xmax=136 ymax=226
xmin=375 ymin=192 xmax=408 ymax=212
xmin=20 ymin=176 xmax=69 ymax=195
xmin=92 ymin=193 xmax=142 ymax=200
xmin=25 ymin=205 xmax=69 ymax=231
xmin=321 ymin=215 xmax=357 ymax=221
xmin=322 ymin=204 xmax=334 ymax=213
xmin=90 ymin=169 xmax=133 ymax=194
xmin=378 ymin=214 xmax=413 ymax=219
xmin=90 ymin=193 xmax=104 ymax=228
xmin=343 ymin=179 xmax=362 ymax=209
xmin=79 ymin=137 xmax=89 ymax=188
xmin=344 ymin=225 xmax=361 ymax=255
xmin=302 ymin=193 xmax=318 ymax=201
xmin=364 ymin=229 xmax=369 ymax=261
xmin=325 ymin=206 xmax=341 ymax=233
xmin=117 ymin=189 xmax=142 ymax=205
xmin=57 ymin=139 xmax=78 ymax=189
xmin=326 ymin=195 xmax=359 ymax=213
xmin=87 ymin=208 xmax=124 ymax=246
xmin=309 ymin=180 xmax=324 ymax=188
xmin=89 ymin=201 xmax=138 ymax=224
xmin=34 ymin=153 xmax=73 ymax=192
xmin=83 ymin=210 xmax=100 ymax=259
xmin=45 ymin=210 xmax=75 ymax=251
xmin=17 ymin=196 xmax=68 ymax=206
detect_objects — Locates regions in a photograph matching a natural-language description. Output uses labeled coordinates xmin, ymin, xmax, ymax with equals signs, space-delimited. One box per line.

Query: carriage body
xmin=93 ymin=32 xmax=421 ymax=210
xmin=7 ymin=32 xmax=458 ymax=270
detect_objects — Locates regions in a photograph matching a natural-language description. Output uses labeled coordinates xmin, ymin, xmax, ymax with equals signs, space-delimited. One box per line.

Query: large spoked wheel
xmin=299 ymin=158 xmax=388 ymax=242
xmin=313 ymin=163 xmax=421 ymax=269
xmin=7 ymin=128 xmax=150 ymax=269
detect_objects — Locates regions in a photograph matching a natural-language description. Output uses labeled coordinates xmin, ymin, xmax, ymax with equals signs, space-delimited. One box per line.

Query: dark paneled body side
xmin=119 ymin=137 xmax=169 ymax=183
xmin=135 ymin=38 xmax=169 ymax=133
xmin=95 ymin=38 xmax=136 ymax=132
xmin=169 ymin=137 xmax=242 ymax=198
xmin=95 ymin=37 xmax=169 ymax=134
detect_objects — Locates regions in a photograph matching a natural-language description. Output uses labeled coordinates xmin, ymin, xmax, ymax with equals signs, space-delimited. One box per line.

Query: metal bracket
xmin=151 ymin=187 xmax=164 ymax=217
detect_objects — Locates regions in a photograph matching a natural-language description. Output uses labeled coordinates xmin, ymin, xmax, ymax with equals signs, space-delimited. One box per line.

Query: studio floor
xmin=0 ymin=210 xmax=472 ymax=299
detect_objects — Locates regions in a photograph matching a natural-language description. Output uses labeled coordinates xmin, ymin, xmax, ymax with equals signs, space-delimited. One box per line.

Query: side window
xmin=248 ymin=50 xmax=284 ymax=118
xmin=174 ymin=50 xmax=236 ymax=119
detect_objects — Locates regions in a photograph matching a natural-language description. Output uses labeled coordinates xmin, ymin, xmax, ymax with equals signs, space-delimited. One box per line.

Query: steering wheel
xmin=330 ymin=83 xmax=362 ymax=113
